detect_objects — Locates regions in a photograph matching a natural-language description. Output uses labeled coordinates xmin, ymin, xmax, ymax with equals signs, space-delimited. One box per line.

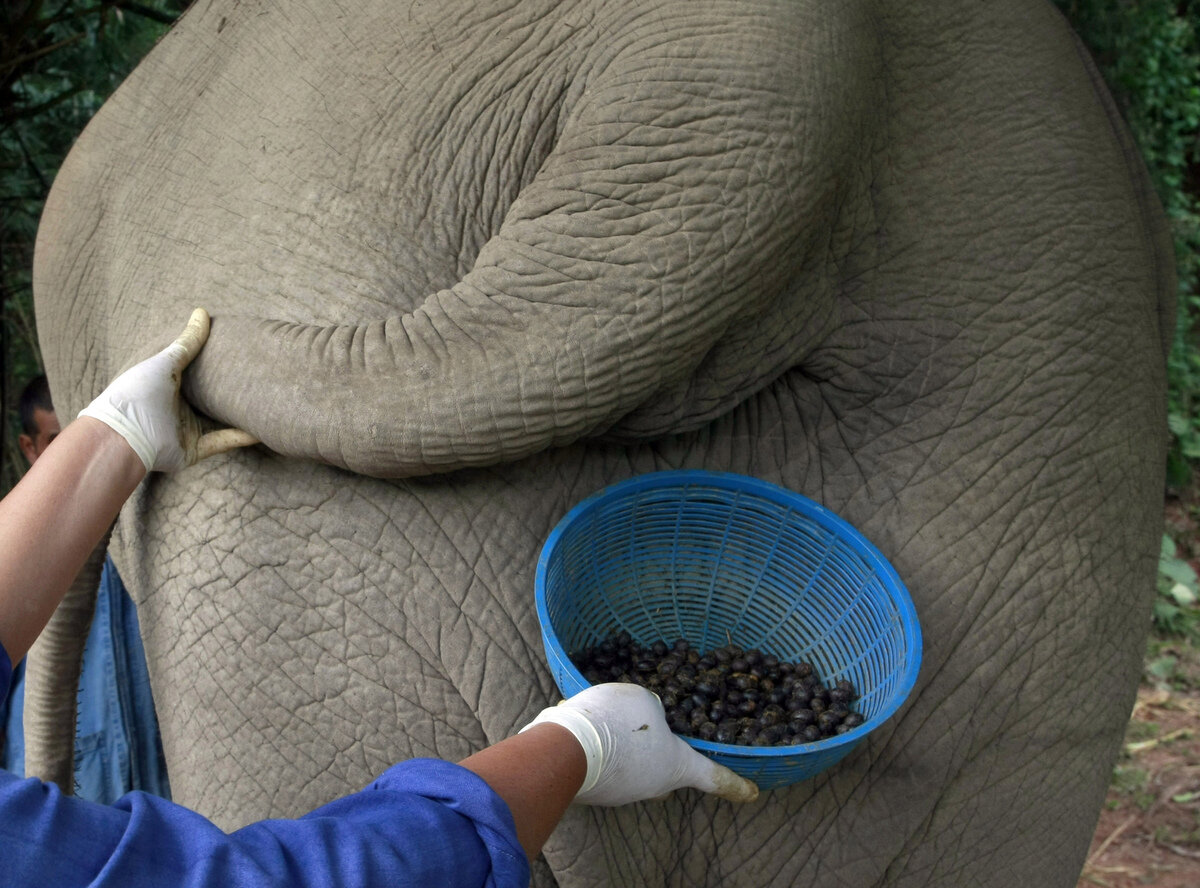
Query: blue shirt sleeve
xmin=0 ymin=640 xmax=527 ymax=888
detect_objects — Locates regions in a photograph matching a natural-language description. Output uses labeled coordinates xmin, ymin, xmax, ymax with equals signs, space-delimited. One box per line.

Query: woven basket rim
xmin=534 ymin=469 xmax=923 ymax=764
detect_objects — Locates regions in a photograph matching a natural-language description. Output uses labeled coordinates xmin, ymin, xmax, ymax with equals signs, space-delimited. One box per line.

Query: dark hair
xmin=19 ymin=374 xmax=54 ymax=436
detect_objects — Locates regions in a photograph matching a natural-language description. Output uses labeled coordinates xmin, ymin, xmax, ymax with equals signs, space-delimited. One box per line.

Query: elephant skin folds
xmin=30 ymin=1 xmax=1171 ymax=887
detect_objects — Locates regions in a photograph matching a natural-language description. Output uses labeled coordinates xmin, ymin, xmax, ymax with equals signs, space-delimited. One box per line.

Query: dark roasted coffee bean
xmin=789 ymin=709 xmax=816 ymax=728
xmin=762 ymin=724 xmax=786 ymax=744
xmin=760 ymin=704 xmax=785 ymax=726
xmin=730 ymin=673 xmax=758 ymax=691
xmin=817 ymin=711 xmax=840 ymax=733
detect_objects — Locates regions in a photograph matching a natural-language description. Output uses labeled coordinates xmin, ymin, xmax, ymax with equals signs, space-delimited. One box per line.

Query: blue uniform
xmin=2 ymin=556 xmax=171 ymax=802
xmin=0 ymin=646 xmax=530 ymax=887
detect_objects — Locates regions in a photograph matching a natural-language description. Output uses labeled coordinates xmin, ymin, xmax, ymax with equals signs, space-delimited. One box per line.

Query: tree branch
xmin=0 ymin=84 xmax=84 ymax=127
xmin=0 ymin=32 xmax=85 ymax=78
xmin=13 ymin=124 xmax=51 ymax=192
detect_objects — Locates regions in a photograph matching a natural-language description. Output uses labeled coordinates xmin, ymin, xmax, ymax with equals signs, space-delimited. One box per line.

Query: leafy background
xmin=1 ymin=0 xmax=186 ymax=489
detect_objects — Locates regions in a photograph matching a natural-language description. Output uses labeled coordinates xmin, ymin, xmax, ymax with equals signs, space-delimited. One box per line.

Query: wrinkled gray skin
xmin=25 ymin=0 xmax=1172 ymax=885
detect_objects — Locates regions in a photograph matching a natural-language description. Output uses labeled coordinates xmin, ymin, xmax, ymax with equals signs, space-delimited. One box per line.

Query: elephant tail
xmin=22 ymin=529 xmax=110 ymax=792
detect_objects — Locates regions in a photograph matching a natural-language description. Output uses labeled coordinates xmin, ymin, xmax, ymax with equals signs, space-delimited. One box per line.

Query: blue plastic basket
xmin=534 ymin=470 xmax=922 ymax=790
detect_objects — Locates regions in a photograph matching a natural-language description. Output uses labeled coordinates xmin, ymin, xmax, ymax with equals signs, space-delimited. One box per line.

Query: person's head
xmin=18 ymin=374 xmax=60 ymax=465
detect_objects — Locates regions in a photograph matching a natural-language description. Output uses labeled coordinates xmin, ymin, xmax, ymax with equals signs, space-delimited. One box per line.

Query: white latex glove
xmin=521 ymin=683 xmax=759 ymax=806
xmin=78 ymin=308 xmax=258 ymax=472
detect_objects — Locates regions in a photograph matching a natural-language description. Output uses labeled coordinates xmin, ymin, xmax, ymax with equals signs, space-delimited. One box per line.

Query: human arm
xmin=461 ymin=683 xmax=758 ymax=860
xmin=3 ymin=549 xmax=527 ymax=888
xmin=0 ymin=418 xmax=145 ymax=666
xmin=0 ymin=308 xmax=752 ymax=884
xmin=0 ymin=671 xmax=749 ymax=888
xmin=0 ymin=309 xmax=254 ymax=668
xmin=0 ymin=715 xmax=528 ymax=888
xmin=458 ymin=723 xmax=586 ymax=860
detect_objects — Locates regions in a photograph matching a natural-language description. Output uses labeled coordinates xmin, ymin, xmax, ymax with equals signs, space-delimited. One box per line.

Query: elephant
xmin=23 ymin=0 xmax=1173 ymax=885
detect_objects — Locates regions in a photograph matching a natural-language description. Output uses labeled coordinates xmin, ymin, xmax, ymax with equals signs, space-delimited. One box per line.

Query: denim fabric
xmin=0 ymin=656 xmax=22 ymax=775
xmin=0 ymin=555 xmax=170 ymax=802
xmin=0 ymin=650 xmax=13 ymax=773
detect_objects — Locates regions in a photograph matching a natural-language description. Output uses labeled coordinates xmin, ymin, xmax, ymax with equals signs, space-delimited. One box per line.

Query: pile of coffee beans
xmin=570 ymin=632 xmax=863 ymax=746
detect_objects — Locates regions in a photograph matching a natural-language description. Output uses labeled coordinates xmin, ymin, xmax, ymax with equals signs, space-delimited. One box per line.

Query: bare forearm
xmin=0 ymin=418 xmax=145 ymax=665
xmin=458 ymin=723 xmax=585 ymax=861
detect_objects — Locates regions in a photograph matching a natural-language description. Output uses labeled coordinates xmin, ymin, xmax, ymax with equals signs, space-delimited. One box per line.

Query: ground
xmin=1079 ymin=680 xmax=1200 ymax=887
xmin=1077 ymin=484 xmax=1200 ymax=887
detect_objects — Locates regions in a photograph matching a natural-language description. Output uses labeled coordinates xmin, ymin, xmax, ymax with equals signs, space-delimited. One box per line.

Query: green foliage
xmin=1056 ymin=1 xmax=1200 ymax=486
xmin=0 ymin=1 xmax=184 ymax=491
xmin=1154 ymin=532 xmax=1200 ymax=638
xmin=1124 ymin=718 xmax=1160 ymax=742
xmin=1110 ymin=763 xmax=1156 ymax=809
